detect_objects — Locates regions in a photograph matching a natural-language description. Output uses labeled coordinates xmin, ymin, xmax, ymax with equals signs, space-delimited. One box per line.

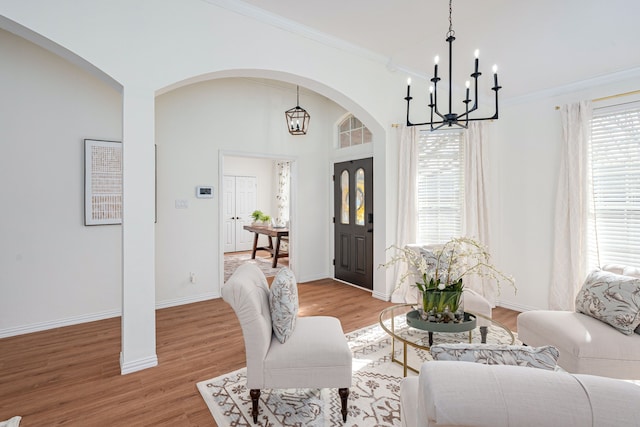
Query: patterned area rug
xmin=224 ymin=252 xmax=285 ymax=282
xmin=197 ymin=317 xmax=519 ymax=426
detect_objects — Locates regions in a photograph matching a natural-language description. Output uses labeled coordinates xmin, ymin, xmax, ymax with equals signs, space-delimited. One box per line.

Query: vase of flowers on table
xmin=382 ymin=237 xmax=516 ymax=323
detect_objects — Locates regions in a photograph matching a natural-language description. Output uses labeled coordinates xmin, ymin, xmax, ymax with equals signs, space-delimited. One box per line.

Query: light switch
xmin=175 ymin=199 xmax=189 ymax=209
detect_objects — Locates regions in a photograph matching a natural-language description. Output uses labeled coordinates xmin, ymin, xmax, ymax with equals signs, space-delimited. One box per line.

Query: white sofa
xmin=400 ymin=361 xmax=640 ymax=427
xmin=517 ymin=265 xmax=640 ymax=379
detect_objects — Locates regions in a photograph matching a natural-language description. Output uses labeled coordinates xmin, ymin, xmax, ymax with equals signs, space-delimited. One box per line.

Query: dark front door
xmin=334 ymin=158 xmax=373 ymax=290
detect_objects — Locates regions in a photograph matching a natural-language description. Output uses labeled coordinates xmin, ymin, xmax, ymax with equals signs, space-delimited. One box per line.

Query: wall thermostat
xmin=196 ymin=186 xmax=214 ymax=198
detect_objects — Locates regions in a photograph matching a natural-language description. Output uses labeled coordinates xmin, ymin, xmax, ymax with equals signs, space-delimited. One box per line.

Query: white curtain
xmin=549 ymin=101 xmax=592 ymax=310
xmin=462 ymin=122 xmax=496 ymax=305
xmin=275 ymin=160 xmax=291 ymax=227
xmin=391 ymin=125 xmax=418 ymax=303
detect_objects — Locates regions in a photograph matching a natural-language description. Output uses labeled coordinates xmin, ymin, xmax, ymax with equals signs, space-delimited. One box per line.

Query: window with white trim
xmin=417 ymin=130 xmax=465 ymax=244
xmin=338 ymin=115 xmax=372 ymax=148
xmin=588 ymin=101 xmax=640 ymax=269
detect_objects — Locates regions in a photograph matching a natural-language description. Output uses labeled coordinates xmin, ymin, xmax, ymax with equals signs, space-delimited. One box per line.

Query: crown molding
xmin=504 ymin=66 xmax=640 ymax=107
xmin=200 ymin=0 xmax=389 ymax=66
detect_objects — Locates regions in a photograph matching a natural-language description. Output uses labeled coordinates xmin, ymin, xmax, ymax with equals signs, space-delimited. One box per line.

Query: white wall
xmin=492 ymin=73 xmax=640 ymax=312
xmin=154 ymin=78 xmax=348 ymax=306
xmin=0 ymin=1 xmax=396 ymax=370
xmin=0 ymin=29 xmax=122 ymax=335
xmin=4 ymin=0 xmax=640 ymax=356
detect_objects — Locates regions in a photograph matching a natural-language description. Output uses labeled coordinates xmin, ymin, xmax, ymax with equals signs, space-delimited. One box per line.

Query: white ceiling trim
xmin=200 ymin=0 xmax=391 ymax=67
xmin=505 ymin=66 xmax=640 ymax=108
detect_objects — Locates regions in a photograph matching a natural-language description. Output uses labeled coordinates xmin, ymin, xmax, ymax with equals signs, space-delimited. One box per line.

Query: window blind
xmin=588 ymin=101 xmax=640 ymax=269
xmin=416 ymin=131 xmax=464 ymax=244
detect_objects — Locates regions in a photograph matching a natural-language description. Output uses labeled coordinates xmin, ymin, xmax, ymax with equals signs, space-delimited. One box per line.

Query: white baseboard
xmin=155 ymin=292 xmax=220 ymax=310
xmin=496 ymin=300 xmax=539 ymax=313
xmin=372 ymin=290 xmax=391 ymax=301
xmin=120 ymin=353 xmax=158 ymax=375
xmin=0 ymin=293 xmax=222 ymax=339
xmin=0 ymin=309 xmax=121 ymax=339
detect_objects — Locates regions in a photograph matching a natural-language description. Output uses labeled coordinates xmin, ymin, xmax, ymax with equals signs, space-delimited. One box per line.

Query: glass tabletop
xmin=378 ymin=303 xmax=515 ymax=375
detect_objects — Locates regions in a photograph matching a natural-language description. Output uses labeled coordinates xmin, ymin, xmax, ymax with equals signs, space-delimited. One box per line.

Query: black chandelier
xmin=285 ymin=85 xmax=310 ymax=135
xmin=404 ymin=0 xmax=501 ymax=131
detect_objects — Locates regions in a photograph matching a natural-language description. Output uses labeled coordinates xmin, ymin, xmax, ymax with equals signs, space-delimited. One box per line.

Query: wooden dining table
xmin=243 ymin=224 xmax=289 ymax=268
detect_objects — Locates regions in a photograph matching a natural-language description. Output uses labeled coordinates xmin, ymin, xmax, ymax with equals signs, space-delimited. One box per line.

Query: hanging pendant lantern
xmin=285 ymin=86 xmax=310 ymax=135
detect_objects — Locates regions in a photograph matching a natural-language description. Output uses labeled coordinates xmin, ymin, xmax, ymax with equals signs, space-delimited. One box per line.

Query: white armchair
xmin=222 ymin=264 xmax=352 ymax=423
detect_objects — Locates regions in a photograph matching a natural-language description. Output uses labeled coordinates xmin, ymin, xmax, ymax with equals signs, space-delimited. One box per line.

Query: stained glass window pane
xmin=355 ymin=168 xmax=365 ymax=226
xmin=341 ymin=170 xmax=349 ymax=224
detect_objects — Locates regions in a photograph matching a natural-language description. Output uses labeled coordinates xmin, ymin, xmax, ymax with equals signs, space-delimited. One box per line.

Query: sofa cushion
xmin=263 ymin=316 xmax=351 ymax=389
xmin=430 ymin=343 xmax=559 ymax=370
xmin=418 ymin=362 xmax=593 ymax=426
xmin=408 ymin=361 xmax=640 ymax=427
xmin=269 ymin=267 xmax=298 ymax=343
xmin=575 ymin=269 xmax=640 ymax=335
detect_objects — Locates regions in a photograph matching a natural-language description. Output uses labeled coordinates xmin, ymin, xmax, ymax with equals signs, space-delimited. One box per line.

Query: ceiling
xmin=223 ymin=0 xmax=640 ymax=100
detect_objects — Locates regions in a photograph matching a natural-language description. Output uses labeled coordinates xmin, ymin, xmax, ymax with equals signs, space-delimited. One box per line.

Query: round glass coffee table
xmin=379 ymin=304 xmax=515 ymax=376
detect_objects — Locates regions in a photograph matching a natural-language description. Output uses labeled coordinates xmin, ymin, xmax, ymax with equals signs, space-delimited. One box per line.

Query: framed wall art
xmin=84 ymin=139 xmax=122 ymax=225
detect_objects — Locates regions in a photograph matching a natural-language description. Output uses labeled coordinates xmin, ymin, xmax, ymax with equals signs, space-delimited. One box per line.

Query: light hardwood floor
xmin=0 ymin=279 xmax=518 ymax=426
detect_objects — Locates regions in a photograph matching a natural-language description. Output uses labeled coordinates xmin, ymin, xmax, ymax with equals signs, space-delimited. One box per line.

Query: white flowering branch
xmin=381 ymin=236 xmax=516 ymax=296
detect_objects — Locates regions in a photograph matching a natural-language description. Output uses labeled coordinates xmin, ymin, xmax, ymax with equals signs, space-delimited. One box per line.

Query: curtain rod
xmin=554 ymin=89 xmax=640 ymax=110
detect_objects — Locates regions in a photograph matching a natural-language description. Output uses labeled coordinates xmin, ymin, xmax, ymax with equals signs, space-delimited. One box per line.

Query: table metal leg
xmin=403 ymin=342 xmax=408 ymax=377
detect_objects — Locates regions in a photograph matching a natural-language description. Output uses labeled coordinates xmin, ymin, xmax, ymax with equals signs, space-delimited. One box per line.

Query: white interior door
xmin=235 ymin=176 xmax=257 ymax=250
xmin=223 ymin=175 xmax=257 ymax=253
xmin=223 ymin=176 xmax=237 ymax=253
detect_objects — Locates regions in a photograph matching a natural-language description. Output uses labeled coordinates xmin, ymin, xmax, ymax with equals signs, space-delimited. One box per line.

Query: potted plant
xmin=250 ymin=210 xmax=271 ymax=226
xmin=382 ymin=237 xmax=516 ymax=323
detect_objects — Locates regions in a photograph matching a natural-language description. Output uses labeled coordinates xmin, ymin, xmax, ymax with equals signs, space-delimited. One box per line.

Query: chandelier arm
xmin=405 ymin=95 xmax=414 ymax=126
xmin=491 ymin=86 xmax=500 ymax=120
xmin=431 ymin=81 xmax=446 ymax=122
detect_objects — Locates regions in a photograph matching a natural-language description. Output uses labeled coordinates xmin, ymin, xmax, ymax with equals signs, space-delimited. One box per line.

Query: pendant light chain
xmin=447 ymin=0 xmax=455 ymax=38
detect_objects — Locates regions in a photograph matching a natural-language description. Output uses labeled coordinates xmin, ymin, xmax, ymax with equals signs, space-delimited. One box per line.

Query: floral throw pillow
xmin=575 ymin=269 xmax=640 ymax=335
xmin=269 ymin=268 xmax=299 ymax=343
xmin=430 ymin=343 xmax=560 ymax=370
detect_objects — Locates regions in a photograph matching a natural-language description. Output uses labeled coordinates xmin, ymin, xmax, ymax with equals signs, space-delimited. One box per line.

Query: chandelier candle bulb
xmin=465 ymin=80 xmax=470 ymax=102
xmin=407 ymin=77 xmax=411 ymax=97
xmin=492 ymin=64 xmax=498 ymax=88
xmin=434 ymin=55 xmax=440 ymax=79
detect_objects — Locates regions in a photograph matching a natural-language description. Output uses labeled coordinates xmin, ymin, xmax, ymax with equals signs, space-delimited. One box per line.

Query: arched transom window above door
xmin=338 ymin=114 xmax=372 ymax=148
